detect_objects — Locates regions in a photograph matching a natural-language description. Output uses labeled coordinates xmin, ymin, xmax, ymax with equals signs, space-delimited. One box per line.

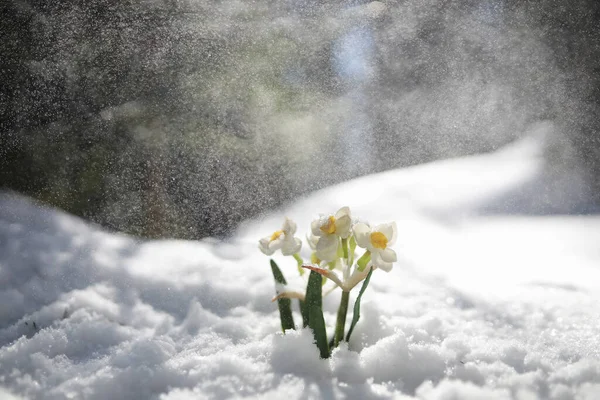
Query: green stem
xmin=341 ymin=238 xmax=349 ymax=260
xmin=293 ymin=253 xmax=305 ymax=275
xmin=333 ymin=290 xmax=350 ymax=348
xmin=348 ymin=236 xmax=356 ymax=267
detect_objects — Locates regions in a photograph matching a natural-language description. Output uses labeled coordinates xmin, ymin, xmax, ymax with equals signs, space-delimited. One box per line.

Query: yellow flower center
xmin=270 ymin=230 xmax=283 ymax=241
xmin=320 ymin=216 xmax=337 ymax=235
xmin=370 ymin=232 xmax=388 ymax=249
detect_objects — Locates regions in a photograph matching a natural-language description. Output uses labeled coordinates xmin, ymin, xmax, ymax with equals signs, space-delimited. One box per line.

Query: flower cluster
xmin=260 ymin=207 xmax=397 ymax=286
xmin=259 ymin=206 xmax=397 ymax=357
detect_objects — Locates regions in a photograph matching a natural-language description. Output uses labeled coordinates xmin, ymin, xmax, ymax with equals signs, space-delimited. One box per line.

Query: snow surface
xmin=2 ymin=135 xmax=600 ymax=399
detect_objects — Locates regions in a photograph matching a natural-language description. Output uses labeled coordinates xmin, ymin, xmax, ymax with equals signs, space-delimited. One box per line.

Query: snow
xmin=2 ymin=136 xmax=600 ymax=399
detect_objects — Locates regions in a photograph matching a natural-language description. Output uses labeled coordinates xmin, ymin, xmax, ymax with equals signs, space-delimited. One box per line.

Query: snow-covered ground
xmin=1 ymin=134 xmax=600 ymax=399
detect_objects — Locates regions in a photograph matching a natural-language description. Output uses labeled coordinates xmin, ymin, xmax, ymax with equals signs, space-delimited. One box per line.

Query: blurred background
xmin=1 ymin=0 xmax=599 ymax=239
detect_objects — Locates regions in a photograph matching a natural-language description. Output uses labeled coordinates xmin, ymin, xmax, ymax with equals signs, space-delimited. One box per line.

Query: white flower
xmin=353 ymin=222 xmax=397 ymax=271
xmin=310 ymin=206 xmax=352 ymax=262
xmin=302 ymin=222 xmax=397 ymax=292
xmin=259 ymin=218 xmax=302 ymax=256
xmin=311 ymin=206 xmax=353 ymax=238
xmin=307 ymin=233 xmax=319 ymax=251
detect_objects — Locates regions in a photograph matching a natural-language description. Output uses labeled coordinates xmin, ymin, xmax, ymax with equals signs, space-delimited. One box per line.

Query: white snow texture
xmin=1 ymin=134 xmax=600 ymax=399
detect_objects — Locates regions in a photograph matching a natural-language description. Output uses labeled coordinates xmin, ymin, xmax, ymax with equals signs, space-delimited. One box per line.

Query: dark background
xmin=1 ymin=0 xmax=599 ymax=239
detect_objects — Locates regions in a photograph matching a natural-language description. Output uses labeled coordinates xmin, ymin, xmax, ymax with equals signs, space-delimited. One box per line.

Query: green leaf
xmin=270 ymin=259 xmax=295 ymax=332
xmin=305 ymin=270 xmax=322 ymax=310
xmin=277 ymin=298 xmax=295 ymax=332
xmin=305 ymin=270 xmax=329 ymax=358
xmin=309 ymin=303 xmax=330 ymax=359
xmin=270 ymin=259 xmax=287 ymax=285
xmin=345 ymin=266 xmax=374 ymax=343
xmin=299 ymin=299 xmax=309 ymax=328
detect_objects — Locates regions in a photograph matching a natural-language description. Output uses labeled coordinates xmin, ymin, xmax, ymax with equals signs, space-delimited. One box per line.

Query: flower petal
xmin=353 ymin=223 xmax=371 ymax=248
xmin=388 ymin=222 xmax=398 ymax=246
xmin=258 ymin=238 xmax=275 ymax=255
xmin=377 ymin=261 xmax=393 ymax=272
xmin=335 ymin=206 xmax=351 ymax=219
xmin=376 ymin=222 xmax=397 ymax=245
xmin=380 ymin=248 xmax=397 ymax=263
xmin=371 ymin=252 xmax=393 ymax=272
xmin=316 ymin=235 xmax=339 ymax=262
xmin=374 ymin=223 xmax=391 ymax=239
xmin=307 ymin=234 xmax=319 ymax=250
xmin=281 ymin=237 xmax=302 ymax=256
xmin=283 ymin=218 xmax=297 ymax=235
xmin=311 ymin=218 xmax=324 ymax=237
xmin=335 ymin=215 xmax=352 ymax=238
xmin=268 ymin=236 xmax=284 ymax=252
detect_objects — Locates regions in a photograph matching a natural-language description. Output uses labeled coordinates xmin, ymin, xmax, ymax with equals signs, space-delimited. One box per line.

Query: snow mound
xmin=1 ymin=137 xmax=600 ymax=399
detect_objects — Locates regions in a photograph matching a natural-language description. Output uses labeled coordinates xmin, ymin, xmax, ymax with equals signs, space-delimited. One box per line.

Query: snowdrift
xmin=1 ymin=136 xmax=600 ymax=399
